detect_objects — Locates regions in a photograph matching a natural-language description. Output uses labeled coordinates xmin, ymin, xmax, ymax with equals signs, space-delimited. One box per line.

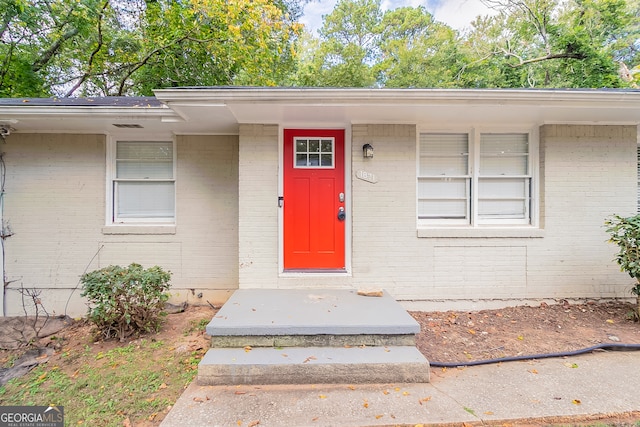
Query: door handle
xmin=337 ymin=207 xmax=346 ymax=221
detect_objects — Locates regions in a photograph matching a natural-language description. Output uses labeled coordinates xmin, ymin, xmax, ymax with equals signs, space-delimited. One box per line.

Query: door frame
xmin=278 ymin=126 xmax=352 ymax=276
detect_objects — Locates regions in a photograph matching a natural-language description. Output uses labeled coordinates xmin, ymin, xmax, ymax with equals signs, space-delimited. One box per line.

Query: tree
xmin=376 ymin=7 xmax=462 ymax=88
xmin=0 ymin=0 xmax=304 ymax=97
xmin=293 ymin=0 xmax=381 ymax=87
xmin=457 ymin=0 xmax=640 ymax=88
xmin=293 ymin=1 xmax=465 ymax=88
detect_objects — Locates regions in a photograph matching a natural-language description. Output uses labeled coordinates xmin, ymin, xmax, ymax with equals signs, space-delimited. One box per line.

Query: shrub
xmin=605 ymin=214 xmax=640 ymax=319
xmin=80 ymin=263 xmax=172 ymax=341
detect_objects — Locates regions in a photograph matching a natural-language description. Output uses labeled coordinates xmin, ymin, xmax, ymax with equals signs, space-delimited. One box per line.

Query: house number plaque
xmin=356 ymin=170 xmax=378 ymax=183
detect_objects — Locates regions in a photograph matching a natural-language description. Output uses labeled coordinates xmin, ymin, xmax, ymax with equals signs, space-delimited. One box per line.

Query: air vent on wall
xmin=112 ymin=123 xmax=143 ymax=128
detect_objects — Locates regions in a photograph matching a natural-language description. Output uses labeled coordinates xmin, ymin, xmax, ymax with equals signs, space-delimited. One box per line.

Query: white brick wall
xmin=348 ymin=124 xmax=637 ymax=307
xmin=238 ymin=125 xmax=280 ymax=287
xmin=3 ymin=134 xmax=239 ymax=317
xmin=4 ymin=123 xmax=637 ymax=316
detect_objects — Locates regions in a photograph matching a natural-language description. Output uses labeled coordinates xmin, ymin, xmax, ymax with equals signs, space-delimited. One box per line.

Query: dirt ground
xmin=4 ymin=300 xmax=640 ymax=373
xmin=411 ymin=300 xmax=640 ymax=364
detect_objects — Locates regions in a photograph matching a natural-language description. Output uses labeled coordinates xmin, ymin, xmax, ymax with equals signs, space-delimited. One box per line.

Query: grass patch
xmin=183 ymin=318 xmax=209 ymax=336
xmin=0 ymin=324 xmax=207 ymax=426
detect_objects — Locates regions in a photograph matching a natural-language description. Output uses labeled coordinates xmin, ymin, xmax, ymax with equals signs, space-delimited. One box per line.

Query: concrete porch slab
xmin=205 ymin=289 xmax=420 ymax=337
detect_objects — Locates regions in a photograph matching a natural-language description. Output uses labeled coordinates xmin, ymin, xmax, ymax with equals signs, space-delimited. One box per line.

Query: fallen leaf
xmin=564 ymin=362 xmax=579 ymax=369
xmin=244 ymin=346 xmax=252 ymax=352
xmin=312 ymin=417 xmax=319 ymax=422
xmin=237 ymin=421 xmax=242 ymax=426
xmin=419 ymin=396 xmax=432 ymax=405
xmin=606 ymin=319 xmax=615 ymax=324
xmin=193 ymin=397 xmax=205 ymax=402
xmin=363 ymin=400 xmax=369 ymax=408
xmin=319 ymin=395 xmax=327 ymax=399
xmin=248 ymin=421 xmax=260 ymax=427
xmin=402 ymin=391 xmax=410 ymax=396
xmin=375 ymin=414 xmax=384 ymax=419
xmin=303 ymin=356 xmax=317 ymax=363
xmin=158 ymin=382 xmax=167 ymax=389
xmin=382 ymin=390 xmax=390 ymax=395
xmin=348 ymin=385 xmax=356 ymax=390
xmin=394 ymin=387 xmax=401 ymax=392
xmin=484 ymin=411 xmax=494 ymax=415
xmin=572 ymin=399 xmax=581 ymax=405
xmin=517 ymin=335 xmax=524 ymax=341
xmin=234 ymin=391 xmax=247 ymax=395
xmin=528 ymin=369 xmax=538 ymax=374
xmin=468 ymin=329 xmax=476 ymax=335
xmin=441 ymin=367 xmax=447 ymax=372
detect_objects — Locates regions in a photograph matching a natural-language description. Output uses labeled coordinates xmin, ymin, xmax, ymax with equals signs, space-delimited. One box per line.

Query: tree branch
xmin=504 ymin=51 xmax=586 ymax=67
xmin=116 ymin=35 xmax=191 ymax=95
xmin=64 ymin=0 xmax=110 ymax=97
xmin=32 ymin=27 xmax=79 ymax=72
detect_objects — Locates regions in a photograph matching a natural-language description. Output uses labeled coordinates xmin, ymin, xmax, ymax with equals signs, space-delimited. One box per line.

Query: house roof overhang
xmin=0 ymin=88 xmax=639 ymax=135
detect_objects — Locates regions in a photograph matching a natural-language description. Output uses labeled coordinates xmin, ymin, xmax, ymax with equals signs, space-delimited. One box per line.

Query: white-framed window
xmin=107 ymin=138 xmax=176 ymax=224
xmin=418 ymin=129 xmax=536 ymax=227
xmin=294 ymin=137 xmax=335 ymax=169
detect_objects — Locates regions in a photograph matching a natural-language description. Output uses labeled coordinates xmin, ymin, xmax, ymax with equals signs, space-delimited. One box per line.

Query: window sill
xmin=102 ymin=225 xmax=176 ymax=235
xmin=417 ymin=227 xmax=544 ymax=239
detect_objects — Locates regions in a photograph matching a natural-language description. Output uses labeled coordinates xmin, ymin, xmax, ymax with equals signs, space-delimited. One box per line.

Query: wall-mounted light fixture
xmin=362 ymin=143 xmax=374 ymax=159
xmin=0 ymin=124 xmax=14 ymax=141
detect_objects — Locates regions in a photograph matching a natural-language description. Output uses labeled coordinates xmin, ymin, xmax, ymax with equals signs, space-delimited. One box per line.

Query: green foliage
xmin=605 ymin=214 xmax=640 ymax=296
xmin=294 ymin=0 xmax=640 ymax=88
xmin=1 ymin=0 xmax=638 ymax=93
xmin=0 ymin=0 xmax=304 ymax=96
xmin=80 ymin=263 xmax=172 ymax=341
xmin=376 ymin=6 xmax=462 ymax=88
xmin=293 ymin=0 xmax=381 ymax=87
xmin=458 ymin=0 xmax=639 ymax=88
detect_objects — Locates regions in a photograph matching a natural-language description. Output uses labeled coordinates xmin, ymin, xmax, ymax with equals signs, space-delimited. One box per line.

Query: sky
xmin=300 ymin=0 xmax=499 ymax=33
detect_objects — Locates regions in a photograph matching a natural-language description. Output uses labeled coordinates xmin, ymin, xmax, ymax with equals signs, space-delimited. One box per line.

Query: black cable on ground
xmin=429 ymin=343 xmax=640 ymax=368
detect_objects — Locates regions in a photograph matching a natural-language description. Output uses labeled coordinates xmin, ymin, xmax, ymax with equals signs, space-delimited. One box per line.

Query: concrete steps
xmin=198 ymin=289 xmax=430 ymax=385
xmin=198 ymin=346 xmax=430 ymax=385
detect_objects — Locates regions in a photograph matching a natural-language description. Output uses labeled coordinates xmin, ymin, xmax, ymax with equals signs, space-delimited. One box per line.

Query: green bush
xmin=605 ymin=214 xmax=640 ymax=296
xmin=605 ymin=214 xmax=640 ymax=319
xmin=80 ymin=263 xmax=172 ymax=341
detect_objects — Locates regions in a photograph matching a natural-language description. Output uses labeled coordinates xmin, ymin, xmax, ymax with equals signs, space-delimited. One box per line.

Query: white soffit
xmin=1 ymin=89 xmax=639 ymax=134
xmin=156 ymin=88 xmax=640 ymax=130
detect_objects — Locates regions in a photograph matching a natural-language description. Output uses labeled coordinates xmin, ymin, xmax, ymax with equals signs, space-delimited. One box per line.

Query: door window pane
xmin=294 ymin=137 xmax=334 ymax=168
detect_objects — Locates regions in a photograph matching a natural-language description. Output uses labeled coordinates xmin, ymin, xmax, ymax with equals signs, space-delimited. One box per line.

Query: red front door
xmin=283 ymin=129 xmax=345 ymax=270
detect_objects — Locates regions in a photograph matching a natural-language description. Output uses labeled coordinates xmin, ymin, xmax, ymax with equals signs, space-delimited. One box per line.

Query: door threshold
xmin=283 ymin=268 xmax=347 ymax=274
